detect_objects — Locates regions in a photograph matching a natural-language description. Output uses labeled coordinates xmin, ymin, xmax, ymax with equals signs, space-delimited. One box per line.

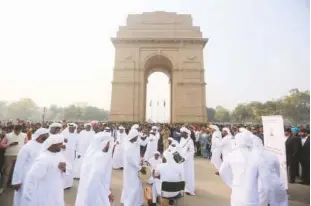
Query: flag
xmin=150 ymin=100 xmax=152 ymax=107
xmin=163 ymin=100 xmax=166 ymax=107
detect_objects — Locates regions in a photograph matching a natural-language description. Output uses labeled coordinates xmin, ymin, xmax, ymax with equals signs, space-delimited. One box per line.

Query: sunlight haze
xmin=0 ymin=0 xmax=309 ymax=111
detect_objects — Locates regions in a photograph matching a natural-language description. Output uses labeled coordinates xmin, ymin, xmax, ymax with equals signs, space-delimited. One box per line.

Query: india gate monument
xmin=109 ymin=12 xmax=208 ymax=123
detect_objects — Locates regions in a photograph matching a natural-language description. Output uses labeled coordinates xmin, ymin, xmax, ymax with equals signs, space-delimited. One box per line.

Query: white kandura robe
xmin=147 ymin=157 xmax=162 ymax=184
xmin=73 ymin=130 xmax=95 ymax=178
xmin=84 ymin=140 xmax=114 ymax=206
xmin=19 ymin=151 xmax=68 ymax=206
xmin=144 ymin=133 xmax=159 ymax=161
xmin=252 ymin=137 xmax=288 ymax=206
xmin=121 ymin=140 xmax=143 ymax=206
xmin=180 ymin=137 xmax=196 ymax=195
xmin=152 ymin=151 xmax=185 ymax=203
xmin=211 ymin=131 xmax=223 ymax=170
xmin=75 ymin=132 xmax=112 ymax=206
xmin=221 ymin=134 xmax=233 ymax=161
xmin=112 ymin=131 xmax=127 ymax=169
xmin=12 ymin=141 xmax=43 ymax=206
xmin=219 ymin=146 xmax=264 ymax=206
xmin=62 ymin=132 xmax=78 ymax=188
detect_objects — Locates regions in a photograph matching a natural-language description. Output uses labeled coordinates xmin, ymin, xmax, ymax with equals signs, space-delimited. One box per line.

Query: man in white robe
xmin=147 ymin=151 xmax=162 ymax=184
xmin=19 ymin=134 xmax=68 ymax=206
xmin=152 ymin=148 xmax=185 ymax=205
xmin=62 ymin=123 xmax=78 ymax=189
xmin=121 ymin=126 xmax=144 ymax=206
xmin=252 ymin=134 xmax=288 ymax=206
xmin=73 ymin=123 xmax=95 ymax=178
xmin=221 ymin=127 xmax=234 ymax=161
xmin=11 ymin=128 xmax=49 ymax=206
xmin=49 ymin=122 xmax=62 ymax=135
xmin=219 ymin=132 xmax=267 ymax=206
xmin=112 ymin=126 xmax=127 ymax=169
xmin=144 ymin=127 xmax=160 ymax=161
xmin=179 ymin=127 xmax=195 ymax=196
xmin=75 ymin=129 xmax=114 ymax=206
xmin=210 ymin=125 xmax=223 ymax=174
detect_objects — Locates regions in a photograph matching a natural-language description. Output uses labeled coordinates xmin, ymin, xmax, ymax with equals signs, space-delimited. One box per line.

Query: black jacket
xmin=285 ymin=135 xmax=301 ymax=164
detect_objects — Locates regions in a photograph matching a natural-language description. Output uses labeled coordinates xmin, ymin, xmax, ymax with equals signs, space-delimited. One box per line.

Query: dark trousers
xmin=0 ymin=150 xmax=4 ymax=176
xmin=287 ymin=160 xmax=299 ymax=182
xmin=301 ymin=160 xmax=310 ymax=184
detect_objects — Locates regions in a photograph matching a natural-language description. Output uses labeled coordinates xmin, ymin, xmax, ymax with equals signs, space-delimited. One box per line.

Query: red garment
xmin=0 ymin=137 xmax=9 ymax=149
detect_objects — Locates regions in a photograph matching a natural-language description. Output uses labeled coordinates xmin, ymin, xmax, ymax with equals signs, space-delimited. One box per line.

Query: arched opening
xmin=144 ymin=55 xmax=173 ymax=123
xmin=146 ymin=72 xmax=170 ymax=123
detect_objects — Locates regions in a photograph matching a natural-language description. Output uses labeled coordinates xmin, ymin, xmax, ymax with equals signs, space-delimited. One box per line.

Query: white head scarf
xmin=84 ymin=131 xmax=113 ymax=161
xmin=127 ymin=129 xmax=139 ymax=141
xmin=234 ymin=132 xmax=253 ymax=149
xmin=32 ymin=128 xmax=49 ymax=140
xmin=163 ymin=149 xmax=178 ymax=166
xmin=222 ymin=127 xmax=232 ymax=137
xmin=210 ymin=125 xmax=220 ymax=131
xmin=252 ymin=135 xmax=264 ymax=150
xmin=41 ymin=134 xmax=64 ymax=151
xmin=239 ymin=127 xmax=247 ymax=133
xmin=49 ymin=122 xmax=62 ymax=131
xmin=180 ymin=127 xmax=191 ymax=137
xmin=119 ymin=126 xmax=125 ymax=130
xmin=131 ymin=124 xmax=139 ymax=130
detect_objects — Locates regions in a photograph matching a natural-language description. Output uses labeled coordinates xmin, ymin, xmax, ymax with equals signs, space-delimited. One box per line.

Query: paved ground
xmin=1 ymin=158 xmax=309 ymax=206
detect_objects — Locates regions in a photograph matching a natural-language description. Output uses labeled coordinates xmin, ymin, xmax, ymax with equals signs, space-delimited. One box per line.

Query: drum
xmin=172 ymin=151 xmax=185 ymax=164
xmin=138 ymin=161 xmax=152 ymax=182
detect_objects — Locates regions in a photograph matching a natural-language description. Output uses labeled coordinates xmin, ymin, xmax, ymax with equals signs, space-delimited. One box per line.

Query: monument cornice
xmin=177 ymin=82 xmax=206 ymax=86
xmin=111 ymin=37 xmax=208 ymax=47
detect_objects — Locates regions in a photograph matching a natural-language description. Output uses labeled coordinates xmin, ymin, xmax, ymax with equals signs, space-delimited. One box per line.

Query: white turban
xmin=154 ymin=151 xmax=160 ymax=155
xmin=222 ymin=127 xmax=232 ymax=136
xmin=49 ymin=122 xmax=62 ymax=128
xmin=239 ymin=127 xmax=247 ymax=133
xmin=68 ymin=123 xmax=77 ymax=128
xmin=42 ymin=134 xmax=64 ymax=151
xmin=84 ymin=123 xmax=92 ymax=127
xmin=168 ymin=137 xmax=174 ymax=141
xmin=180 ymin=127 xmax=190 ymax=135
xmin=234 ymin=132 xmax=253 ymax=148
xmin=127 ymin=129 xmax=139 ymax=141
xmin=152 ymin=126 xmax=157 ymax=130
xmin=32 ymin=128 xmax=49 ymax=140
xmin=252 ymin=135 xmax=264 ymax=149
xmin=119 ymin=126 xmax=125 ymax=130
xmin=209 ymin=125 xmax=220 ymax=131
xmin=131 ymin=124 xmax=139 ymax=130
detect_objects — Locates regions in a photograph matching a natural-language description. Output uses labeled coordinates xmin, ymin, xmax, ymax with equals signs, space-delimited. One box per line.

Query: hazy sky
xmin=0 ymin=0 xmax=309 ymax=112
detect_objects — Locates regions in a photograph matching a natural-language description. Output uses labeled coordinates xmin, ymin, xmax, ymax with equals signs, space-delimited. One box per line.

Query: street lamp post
xmin=42 ymin=107 xmax=47 ymax=124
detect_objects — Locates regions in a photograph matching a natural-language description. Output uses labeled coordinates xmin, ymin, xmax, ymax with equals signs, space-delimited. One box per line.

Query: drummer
xmin=163 ymin=137 xmax=182 ymax=157
xmin=151 ymin=150 xmax=185 ymax=205
xmin=147 ymin=151 xmax=162 ymax=184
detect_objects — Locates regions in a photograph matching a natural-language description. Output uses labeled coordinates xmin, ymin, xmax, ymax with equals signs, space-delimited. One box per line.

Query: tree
xmin=63 ymin=105 xmax=80 ymax=121
xmin=281 ymin=89 xmax=310 ymax=124
xmin=206 ymin=107 xmax=216 ymax=121
xmin=6 ymin=98 xmax=38 ymax=120
xmin=231 ymin=104 xmax=254 ymax=123
xmin=214 ymin=106 xmax=230 ymax=122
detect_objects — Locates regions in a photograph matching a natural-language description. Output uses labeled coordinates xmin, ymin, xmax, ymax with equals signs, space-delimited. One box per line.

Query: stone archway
xmin=144 ymin=54 xmax=173 ymax=122
xmin=109 ymin=11 xmax=208 ymax=123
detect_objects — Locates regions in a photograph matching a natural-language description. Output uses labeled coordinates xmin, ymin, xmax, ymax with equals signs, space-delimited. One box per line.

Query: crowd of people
xmin=0 ymin=120 xmax=309 ymax=206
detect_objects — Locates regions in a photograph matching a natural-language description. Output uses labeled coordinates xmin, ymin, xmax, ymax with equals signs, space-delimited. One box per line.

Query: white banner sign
xmin=262 ymin=115 xmax=288 ymax=189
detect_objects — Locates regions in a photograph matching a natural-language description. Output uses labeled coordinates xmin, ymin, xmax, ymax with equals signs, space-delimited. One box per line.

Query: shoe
xmin=168 ymin=199 xmax=176 ymax=205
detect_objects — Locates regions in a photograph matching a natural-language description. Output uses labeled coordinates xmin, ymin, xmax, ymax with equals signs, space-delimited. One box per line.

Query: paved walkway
xmin=1 ymin=158 xmax=309 ymax=206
